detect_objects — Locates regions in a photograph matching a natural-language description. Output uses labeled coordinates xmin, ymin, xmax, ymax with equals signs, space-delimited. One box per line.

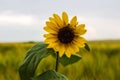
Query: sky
xmin=0 ymin=0 xmax=120 ymax=42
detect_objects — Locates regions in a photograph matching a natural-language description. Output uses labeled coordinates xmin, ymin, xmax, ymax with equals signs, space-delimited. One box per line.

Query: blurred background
xmin=0 ymin=0 xmax=120 ymax=80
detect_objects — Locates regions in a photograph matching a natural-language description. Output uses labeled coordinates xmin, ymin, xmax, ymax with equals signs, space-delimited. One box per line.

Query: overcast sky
xmin=0 ymin=0 xmax=120 ymax=42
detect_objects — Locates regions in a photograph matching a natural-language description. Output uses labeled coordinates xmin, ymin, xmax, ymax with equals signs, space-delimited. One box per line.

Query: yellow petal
xmin=74 ymin=37 xmax=86 ymax=47
xmin=53 ymin=14 xmax=64 ymax=27
xmin=65 ymin=45 xmax=73 ymax=58
xmin=46 ymin=21 xmax=59 ymax=30
xmin=62 ymin=12 xmax=68 ymax=26
xmin=70 ymin=16 xmax=77 ymax=27
xmin=75 ymin=24 xmax=87 ymax=35
xmin=44 ymin=37 xmax=58 ymax=44
xmin=50 ymin=41 xmax=65 ymax=56
xmin=49 ymin=17 xmax=58 ymax=28
xmin=78 ymin=24 xmax=85 ymax=28
xmin=65 ymin=51 xmax=71 ymax=58
xmin=51 ymin=42 xmax=59 ymax=51
xmin=44 ymin=34 xmax=57 ymax=38
xmin=44 ymin=26 xmax=57 ymax=34
xmin=47 ymin=42 xmax=57 ymax=49
xmin=58 ymin=44 xmax=65 ymax=57
xmin=71 ymin=43 xmax=79 ymax=54
xmin=69 ymin=44 xmax=75 ymax=53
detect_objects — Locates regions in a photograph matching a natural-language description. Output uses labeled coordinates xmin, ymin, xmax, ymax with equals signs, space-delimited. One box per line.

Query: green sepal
xmin=84 ymin=43 xmax=90 ymax=51
xmin=31 ymin=70 xmax=68 ymax=80
xmin=60 ymin=54 xmax=82 ymax=66
xmin=19 ymin=42 xmax=54 ymax=80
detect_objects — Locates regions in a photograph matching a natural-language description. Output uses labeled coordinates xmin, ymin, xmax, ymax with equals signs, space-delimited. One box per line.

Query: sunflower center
xmin=58 ymin=27 xmax=74 ymax=44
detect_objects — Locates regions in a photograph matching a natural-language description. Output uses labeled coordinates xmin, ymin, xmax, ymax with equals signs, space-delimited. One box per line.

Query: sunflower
xmin=44 ymin=12 xmax=87 ymax=58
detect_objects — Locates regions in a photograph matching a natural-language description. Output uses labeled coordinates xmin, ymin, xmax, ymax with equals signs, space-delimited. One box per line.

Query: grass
xmin=0 ymin=40 xmax=120 ymax=80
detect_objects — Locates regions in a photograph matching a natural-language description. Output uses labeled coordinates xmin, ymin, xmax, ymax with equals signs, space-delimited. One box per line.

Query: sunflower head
xmin=44 ymin=12 xmax=87 ymax=58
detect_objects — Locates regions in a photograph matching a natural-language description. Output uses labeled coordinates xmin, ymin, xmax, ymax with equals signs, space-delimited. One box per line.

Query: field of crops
xmin=0 ymin=40 xmax=120 ymax=80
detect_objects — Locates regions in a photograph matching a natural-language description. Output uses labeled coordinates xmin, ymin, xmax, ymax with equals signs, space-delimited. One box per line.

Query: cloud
xmin=0 ymin=11 xmax=39 ymax=26
xmin=0 ymin=10 xmax=45 ymax=42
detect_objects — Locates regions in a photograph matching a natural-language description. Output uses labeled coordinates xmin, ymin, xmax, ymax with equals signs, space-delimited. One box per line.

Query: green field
xmin=0 ymin=40 xmax=120 ymax=80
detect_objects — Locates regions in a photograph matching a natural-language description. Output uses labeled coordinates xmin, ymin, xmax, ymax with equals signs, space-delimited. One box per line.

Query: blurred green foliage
xmin=0 ymin=40 xmax=120 ymax=80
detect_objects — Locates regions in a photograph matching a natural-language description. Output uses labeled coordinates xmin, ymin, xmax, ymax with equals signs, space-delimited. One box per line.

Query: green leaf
xmin=84 ymin=43 xmax=90 ymax=51
xmin=60 ymin=54 xmax=82 ymax=66
xmin=32 ymin=70 xmax=68 ymax=80
xmin=19 ymin=42 xmax=55 ymax=80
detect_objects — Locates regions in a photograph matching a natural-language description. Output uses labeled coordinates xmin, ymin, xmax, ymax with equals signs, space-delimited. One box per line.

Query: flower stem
xmin=55 ymin=52 xmax=59 ymax=72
